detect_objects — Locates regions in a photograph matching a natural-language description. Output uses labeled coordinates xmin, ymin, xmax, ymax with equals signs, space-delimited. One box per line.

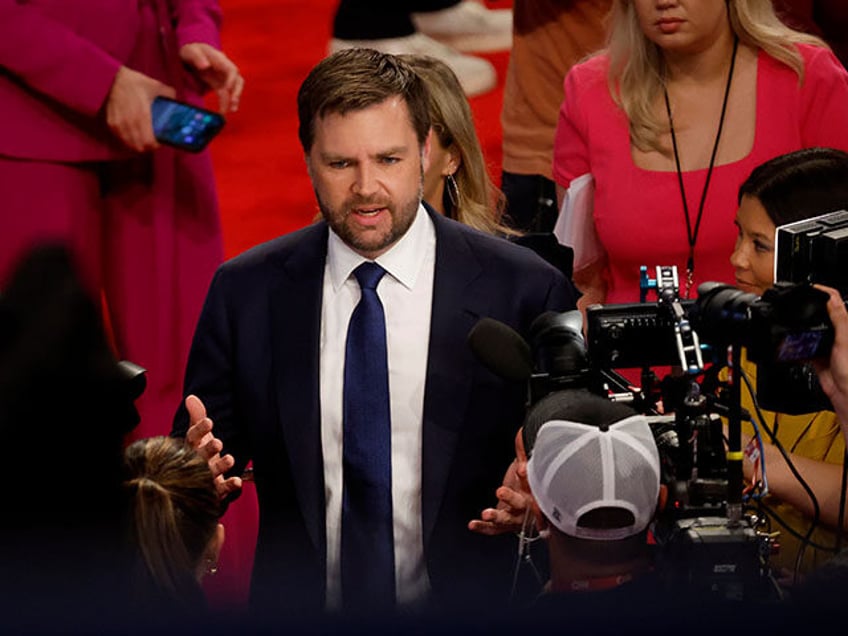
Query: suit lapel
xmin=269 ymin=223 xmax=328 ymax=559
xmin=421 ymin=211 xmax=490 ymax=546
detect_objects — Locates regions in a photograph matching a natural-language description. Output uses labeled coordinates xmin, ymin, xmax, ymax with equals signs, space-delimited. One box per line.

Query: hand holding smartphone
xmin=151 ymin=96 xmax=225 ymax=152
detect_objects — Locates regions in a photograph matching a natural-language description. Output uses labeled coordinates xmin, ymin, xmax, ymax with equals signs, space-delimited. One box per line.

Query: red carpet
xmin=202 ymin=0 xmax=512 ymax=609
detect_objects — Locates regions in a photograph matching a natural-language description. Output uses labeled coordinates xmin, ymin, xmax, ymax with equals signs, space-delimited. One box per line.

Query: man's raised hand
xmin=185 ymin=394 xmax=242 ymax=499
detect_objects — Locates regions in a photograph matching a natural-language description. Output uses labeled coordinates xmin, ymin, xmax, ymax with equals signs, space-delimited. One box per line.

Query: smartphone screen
xmin=151 ymin=96 xmax=225 ymax=152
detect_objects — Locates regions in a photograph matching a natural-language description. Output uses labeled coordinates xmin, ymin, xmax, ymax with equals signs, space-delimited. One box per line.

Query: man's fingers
xmin=185 ymin=394 xmax=207 ymax=424
xmin=496 ymin=486 xmax=528 ymax=512
xmin=467 ymin=506 xmax=524 ymax=536
xmin=185 ymin=417 xmax=213 ymax=449
xmin=215 ymin=475 xmax=243 ymax=499
xmin=468 ymin=519 xmax=502 ymax=536
xmin=195 ymin=436 xmax=223 ymax=462
xmin=209 ymin=451 xmax=235 ymax=476
xmin=488 ymin=507 xmax=523 ymax=526
xmin=468 ymin=515 xmax=518 ymax=536
xmin=182 ymin=394 xmax=241 ymax=496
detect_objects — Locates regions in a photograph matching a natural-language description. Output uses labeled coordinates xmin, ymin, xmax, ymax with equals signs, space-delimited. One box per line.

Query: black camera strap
xmin=663 ymin=36 xmax=739 ymax=298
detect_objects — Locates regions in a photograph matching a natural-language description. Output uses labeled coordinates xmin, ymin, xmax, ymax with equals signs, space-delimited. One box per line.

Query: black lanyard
xmin=663 ymin=36 xmax=739 ymax=298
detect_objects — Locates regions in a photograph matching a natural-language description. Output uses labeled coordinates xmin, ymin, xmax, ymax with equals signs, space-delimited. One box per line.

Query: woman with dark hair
xmin=733 ymin=147 xmax=848 ymax=293
xmin=730 ymin=146 xmax=848 ymax=577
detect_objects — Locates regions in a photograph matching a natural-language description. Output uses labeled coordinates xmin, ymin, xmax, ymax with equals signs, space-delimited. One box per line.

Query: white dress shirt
xmin=320 ymin=204 xmax=436 ymax=609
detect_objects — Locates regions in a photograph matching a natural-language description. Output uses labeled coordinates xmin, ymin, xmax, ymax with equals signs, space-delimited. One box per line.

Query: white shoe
xmin=412 ymin=1 xmax=513 ymax=53
xmin=328 ymin=32 xmax=497 ymax=97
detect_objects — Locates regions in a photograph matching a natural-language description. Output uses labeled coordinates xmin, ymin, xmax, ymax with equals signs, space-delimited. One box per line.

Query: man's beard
xmin=316 ymin=182 xmax=423 ymax=256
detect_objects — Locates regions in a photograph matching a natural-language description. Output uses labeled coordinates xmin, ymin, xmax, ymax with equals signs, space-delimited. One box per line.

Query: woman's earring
xmin=204 ymin=558 xmax=218 ymax=576
xmin=446 ymin=173 xmax=460 ymax=208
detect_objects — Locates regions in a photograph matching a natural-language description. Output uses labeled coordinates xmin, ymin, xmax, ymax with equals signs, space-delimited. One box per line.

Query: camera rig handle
xmin=640 ymin=264 xmax=679 ymax=304
xmin=670 ymin=299 xmax=704 ymax=375
xmin=641 ymin=266 xmax=704 ymax=375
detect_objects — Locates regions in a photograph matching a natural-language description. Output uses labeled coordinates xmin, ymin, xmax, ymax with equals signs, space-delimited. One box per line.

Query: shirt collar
xmin=327 ymin=203 xmax=434 ymax=291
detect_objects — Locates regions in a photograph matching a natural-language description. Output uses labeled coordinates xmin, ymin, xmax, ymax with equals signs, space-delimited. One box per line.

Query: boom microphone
xmin=467 ymin=317 xmax=533 ymax=382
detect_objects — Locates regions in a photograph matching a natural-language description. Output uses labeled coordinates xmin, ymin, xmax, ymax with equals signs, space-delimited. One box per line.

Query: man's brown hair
xmin=297 ymin=48 xmax=431 ymax=152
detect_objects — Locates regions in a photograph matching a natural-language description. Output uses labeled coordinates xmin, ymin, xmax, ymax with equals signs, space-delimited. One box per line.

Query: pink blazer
xmin=0 ymin=0 xmax=221 ymax=162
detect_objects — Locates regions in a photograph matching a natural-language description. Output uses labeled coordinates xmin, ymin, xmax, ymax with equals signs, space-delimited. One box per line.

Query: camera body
xmin=690 ymin=282 xmax=834 ymax=414
xmin=526 ymin=301 xmax=775 ymax=602
xmin=473 ymin=212 xmax=846 ymax=602
xmin=585 ymin=209 xmax=848 ymax=385
xmin=586 ymin=300 xmax=693 ymax=371
xmin=691 ymin=282 xmax=833 ymax=365
xmin=654 ymin=515 xmax=774 ymax=602
xmin=586 ymin=277 xmax=837 ymax=414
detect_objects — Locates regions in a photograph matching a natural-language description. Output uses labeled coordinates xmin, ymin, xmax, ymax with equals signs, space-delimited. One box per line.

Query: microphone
xmin=467 ymin=317 xmax=533 ymax=382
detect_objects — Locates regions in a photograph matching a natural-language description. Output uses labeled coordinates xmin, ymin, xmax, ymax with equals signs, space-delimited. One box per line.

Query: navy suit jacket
xmin=173 ymin=206 xmax=578 ymax=617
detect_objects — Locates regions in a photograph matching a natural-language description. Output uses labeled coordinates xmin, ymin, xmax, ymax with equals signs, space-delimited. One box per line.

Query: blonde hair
xmin=124 ymin=436 xmax=223 ymax=609
xmin=607 ymin=0 xmax=827 ymax=152
xmin=400 ymin=54 xmax=518 ymax=236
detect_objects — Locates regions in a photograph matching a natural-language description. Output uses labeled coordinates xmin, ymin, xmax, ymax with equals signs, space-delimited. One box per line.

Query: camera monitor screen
xmin=775 ymin=209 xmax=848 ymax=296
xmin=775 ymin=330 xmax=826 ymax=362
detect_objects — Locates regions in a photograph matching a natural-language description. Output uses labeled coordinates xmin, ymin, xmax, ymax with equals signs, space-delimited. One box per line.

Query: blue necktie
xmin=341 ymin=262 xmax=395 ymax=610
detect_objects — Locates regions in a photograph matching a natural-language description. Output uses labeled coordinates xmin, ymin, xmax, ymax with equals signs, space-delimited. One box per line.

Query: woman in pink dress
xmin=0 ymin=0 xmax=243 ymax=435
xmin=552 ymin=0 xmax=848 ymax=309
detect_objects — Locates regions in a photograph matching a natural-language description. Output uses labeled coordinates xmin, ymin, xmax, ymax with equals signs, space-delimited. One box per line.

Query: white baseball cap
xmin=527 ymin=410 xmax=661 ymax=541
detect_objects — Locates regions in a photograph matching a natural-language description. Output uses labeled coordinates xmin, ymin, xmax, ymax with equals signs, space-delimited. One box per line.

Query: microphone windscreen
xmin=467 ymin=317 xmax=533 ymax=382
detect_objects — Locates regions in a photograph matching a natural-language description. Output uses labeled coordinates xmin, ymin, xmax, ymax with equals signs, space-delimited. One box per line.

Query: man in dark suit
xmin=173 ymin=48 xmax=578 ymax=621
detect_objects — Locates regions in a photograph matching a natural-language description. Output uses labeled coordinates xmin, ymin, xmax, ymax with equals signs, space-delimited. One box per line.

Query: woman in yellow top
xmin=730 ymin=147 xmax=848 ymax=576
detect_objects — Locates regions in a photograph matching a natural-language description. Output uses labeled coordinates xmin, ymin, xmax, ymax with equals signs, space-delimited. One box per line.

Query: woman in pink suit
xmin=0 ymin=0 xmax=243 ymax=437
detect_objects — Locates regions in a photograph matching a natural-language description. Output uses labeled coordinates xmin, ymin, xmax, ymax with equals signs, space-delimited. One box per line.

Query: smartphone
xmin=151 ymin=96 xmax=225 ymax=152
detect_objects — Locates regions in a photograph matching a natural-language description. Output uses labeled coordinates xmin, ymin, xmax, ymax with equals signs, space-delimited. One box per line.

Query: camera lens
xmin=690 ymin=282 xmax=759 ymax=346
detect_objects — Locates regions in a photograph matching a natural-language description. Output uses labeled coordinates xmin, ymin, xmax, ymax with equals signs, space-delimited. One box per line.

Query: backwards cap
xmin=526 ymin=392 xmax=660 ymax=541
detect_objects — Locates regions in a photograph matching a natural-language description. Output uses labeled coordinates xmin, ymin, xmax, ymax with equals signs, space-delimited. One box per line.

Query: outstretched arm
xmin=744 ymin=439 xmax=847 ymax=529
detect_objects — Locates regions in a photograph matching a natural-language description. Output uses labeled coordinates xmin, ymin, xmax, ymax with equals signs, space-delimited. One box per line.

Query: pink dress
xmin=0 ymin=0 xmax=224 ymax=437
xmin=553 ymin=44 xmax=848 ymax=304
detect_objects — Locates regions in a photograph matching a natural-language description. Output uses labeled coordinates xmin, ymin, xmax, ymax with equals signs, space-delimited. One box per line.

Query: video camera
xmin=531 ymin=267 xmax=730 ymax=516
xmin=468 ymin=209 xmax=848 ymax=602
xmin=588 ymin=208 xmax=848 ymax=414
xmin=490 ymin=270 xmax=774 ymax=602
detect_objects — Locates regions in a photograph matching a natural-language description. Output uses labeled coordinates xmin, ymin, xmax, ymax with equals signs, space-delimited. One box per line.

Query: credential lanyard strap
xmin=663 ymin=36 xmax=739 ymax=298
